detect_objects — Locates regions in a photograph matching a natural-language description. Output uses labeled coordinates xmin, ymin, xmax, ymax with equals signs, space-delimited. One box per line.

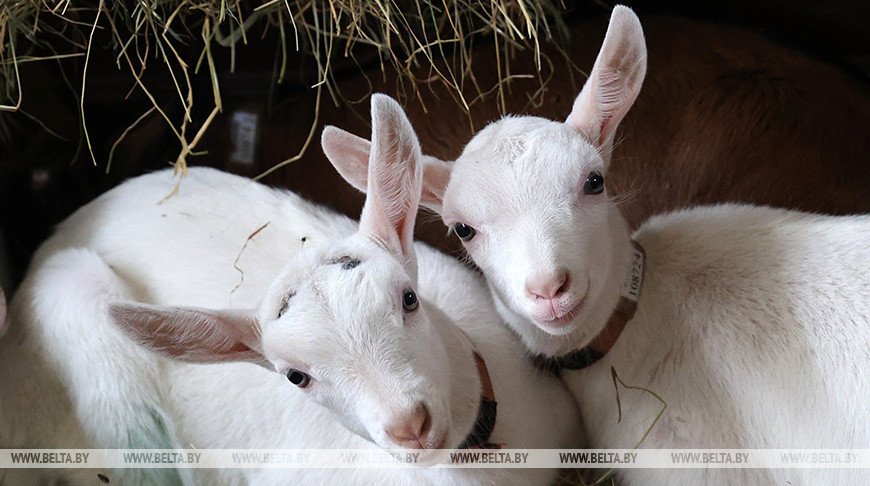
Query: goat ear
xmin=358 ymin=94 xmax=423 ymax=273
xmin=324 ymin=126 xmax=451 ymax=217
xmin=108 ymin=301 xmax=267 ymax=367
xmin=420 ymin=155 xmax=453 ymax=216
xmin=322 ymin=126 xmax=371 ymax=193
xmin=566 ymin=5 xmax=646 ymax=154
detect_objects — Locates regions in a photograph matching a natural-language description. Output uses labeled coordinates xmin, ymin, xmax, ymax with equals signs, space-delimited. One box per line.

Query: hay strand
xmin=589 ymin=366 xmax=667 ymax=485
xmin=1 ymin=0 xmax=572 ymax=171
xmin=79 ymin=0 xmax=103 ymax=166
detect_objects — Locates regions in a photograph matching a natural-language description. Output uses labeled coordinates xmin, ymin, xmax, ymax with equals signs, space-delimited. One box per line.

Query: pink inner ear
xmin=322 ymin=126 xmax=372 ymax=192
xmin=420 ymin=157 xmax=452 ymax=212
xmin=360 ymin=94 xmax=423 ymax=259
xmin=566 ymin=92 xmax=602 ymax=144
xmin=395 ymin=217 xmax=414 ymax=257
xmin=565 ymin=6 xmax=646 ymax=147
xmin=109 ymin=302 xmax=263 ymax=364
xmin=360 ymin=198 xmax=403 ymax=253
xmin=228 ymin=342 xmax=255 ymax=353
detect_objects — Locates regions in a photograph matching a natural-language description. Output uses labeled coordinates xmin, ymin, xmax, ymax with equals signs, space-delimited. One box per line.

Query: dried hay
xmin=0 ymin=0 xmax=573 ymax=175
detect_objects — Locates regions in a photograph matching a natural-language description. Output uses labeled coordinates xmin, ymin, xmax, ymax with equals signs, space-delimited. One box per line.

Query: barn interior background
xmin=0 ymin=0 xmax=868 ymax=290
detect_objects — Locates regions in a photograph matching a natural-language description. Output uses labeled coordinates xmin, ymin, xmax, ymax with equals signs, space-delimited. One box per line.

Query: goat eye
xmin=583 ymin=171 xmax=605 ymax=195
xmin=453 ymin=223 xmax=477 ymax=242
xmin=277 ymin=293 xmax=295 ymax=318
xmin=402 ymin=289 xmax=419 ymax=312
xmin=286 ymin=369 xmax=311 ymax=388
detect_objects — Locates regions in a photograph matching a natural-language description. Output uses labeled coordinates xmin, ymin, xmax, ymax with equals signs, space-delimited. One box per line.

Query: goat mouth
xmin=537 ymin=294 xmax=587 ymax=329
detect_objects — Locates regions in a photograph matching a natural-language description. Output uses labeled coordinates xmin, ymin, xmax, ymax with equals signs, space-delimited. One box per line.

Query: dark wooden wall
xmin=0 ymin=1 xmax=868 ymax=291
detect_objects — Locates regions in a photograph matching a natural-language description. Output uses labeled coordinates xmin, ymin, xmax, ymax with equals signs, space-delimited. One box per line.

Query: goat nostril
xmin=386 ymin=403 xmax=431 ymax=448
xmin=526 ymin=270 xmax=571 ymax=300
xmin=556 ymin=271 xmax=571 ymax=295
xmin=419 ymin=404 xmax=432 ymax=440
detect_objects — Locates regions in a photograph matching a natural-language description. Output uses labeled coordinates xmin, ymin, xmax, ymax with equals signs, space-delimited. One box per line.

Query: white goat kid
xmin=323 ymin=7 xmax=870 ymax=485
xmin=0 ymin=95 xmax=579 ymax=485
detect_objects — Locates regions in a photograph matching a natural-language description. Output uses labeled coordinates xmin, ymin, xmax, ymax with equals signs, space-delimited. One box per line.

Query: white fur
xmin=322 ymin=7 xmax=870 ymax=484
xmin=0 ymin=97 xmax=580 ymax=485
xmin=438 ymin=8 xmax=870 ymax=485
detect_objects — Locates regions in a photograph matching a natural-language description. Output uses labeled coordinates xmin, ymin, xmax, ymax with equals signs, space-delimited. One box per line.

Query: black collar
xmin=458 ymin=351 xmax=500 ymax=449
xmin=534 ymin=346 xmax=604 ymax=373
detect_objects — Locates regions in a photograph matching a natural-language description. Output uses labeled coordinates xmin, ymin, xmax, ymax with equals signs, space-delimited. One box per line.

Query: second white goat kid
xmin=322 ymin=7 xmax=870 ymax=485
xmin=0 ymin=95 xmax=579 ymax=485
